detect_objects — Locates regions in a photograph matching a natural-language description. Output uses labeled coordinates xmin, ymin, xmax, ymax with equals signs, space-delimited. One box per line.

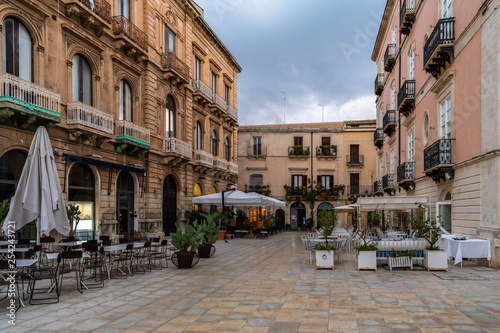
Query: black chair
xmin=111 ymin=244 xmax=134 ymax=278
xmin=150 ymin=239 xmax=166 ymax=270
xmin=17 ymin=239 xmax=31 ymax=248
xmin=81 ymin=243 xmax=105 ymax=289
xmin=0 ymin=260 xmax=23 ymax=311
xmin=29 ymin=254 xmax=61 ymax=305
xmin=58 ymin=251 xmax=83 ymax=294
xmin=133 ymin=242 xmax=152 ymax=274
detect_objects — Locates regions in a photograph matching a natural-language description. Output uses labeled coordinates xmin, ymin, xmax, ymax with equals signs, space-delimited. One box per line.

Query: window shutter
xmin=291 ymin=175 xmax=294 ymax=186
xmin=330 ymin=175 xmax=334 ymax=187
xmin=317 ymin=175 xmax=321 ymax=186
xmin=302 ymin=175 xmax=307 ymax=186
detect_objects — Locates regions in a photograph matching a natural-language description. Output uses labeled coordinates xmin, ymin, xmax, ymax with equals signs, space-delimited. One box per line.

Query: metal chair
xmin=111 ymin=244 xmax=134 ymax=278
xmin=81 ymin=243 xmax=106 ymax=289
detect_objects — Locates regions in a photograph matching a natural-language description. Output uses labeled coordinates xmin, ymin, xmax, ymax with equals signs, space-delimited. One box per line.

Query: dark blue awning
xmin=64 ymin=154 xmax=145 ymax=174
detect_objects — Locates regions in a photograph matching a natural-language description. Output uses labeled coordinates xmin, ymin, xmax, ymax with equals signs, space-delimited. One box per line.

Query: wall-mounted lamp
xmin=445 ymin=172 xmax=452 ymax=180
xmin=53 ymin=148 xmax=60 ymax=157
xmin=402 ymin=150 xmax=406 ymax=152
xmin=430 ymin=25 xmax=434 ymax=29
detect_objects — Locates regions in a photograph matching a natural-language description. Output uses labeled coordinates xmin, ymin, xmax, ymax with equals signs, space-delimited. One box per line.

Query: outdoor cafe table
xmin=102 ymin=242 xmax=158 ymax=278
xmin=438 ymin=236 xmax=491 ymax=265
xmin=0 ymin=247 xmax=31 ymax=260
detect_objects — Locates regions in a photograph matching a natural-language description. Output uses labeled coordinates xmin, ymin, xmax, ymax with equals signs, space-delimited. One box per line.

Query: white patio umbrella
xmin=1 ymin=127 xmax=70 ymax=243
xmin=192 ymin=189 xmax=285 ymax=207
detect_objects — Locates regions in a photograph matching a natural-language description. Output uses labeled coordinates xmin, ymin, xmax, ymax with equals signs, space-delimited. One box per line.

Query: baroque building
xmin=372 ymin=0 xmax=500 ymax=266
xmin=0 ymin=0 xmax=240 ymax=238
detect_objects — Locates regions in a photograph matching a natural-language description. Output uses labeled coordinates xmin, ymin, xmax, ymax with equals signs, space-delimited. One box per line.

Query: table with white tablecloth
xmin=438 ymin=236 xmax=491 ymax=265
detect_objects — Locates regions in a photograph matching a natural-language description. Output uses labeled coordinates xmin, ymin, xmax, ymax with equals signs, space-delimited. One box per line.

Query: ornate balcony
xmin=397 ymin=162 xmax=415 ymax=191
xmin=397 ymin=80 xmax=416 ymax=117
xmin=348 ymin=185 xmax=374 ymax=197
xmin=384 ymin=43 xmax=396 ymax=73
xmin=115 ymin=120 xmax=150 ymax=156
xmin=211 ymin=93 xmax=227 ymax=116
xmin=316 ymin=145 xmax=337 ymax=159
xmin=0 ymin=73 xmax=60 ymax=131
xmin=247 ymin=145 xmax=267 ymax=158
xmin=383 ymin=110 xmax=396 ymax=136
xmin=194 ymin=150 xmax=214 ymax=173
xmin=63 ymin=0 xmax=112 ymax=36
xmin=374 ymin=128 xmax=383 ymax=148
xmin=346 ymin=155 xmax=364 ymax=167
xmin=227 ymin=104 xmax=238 ymax=121
xmin=161 ymin=52 xmax=189 ymax=86
xmin=423 ymin=18 xmax=455 ymax=78
xmin=399 ymin=0 xmax=416 ymax=35
xmin=213 ymin=156 xmax=228 ymax=170
xmin=424 ymin=139 xmax=454 ymax=183
xmin=374 ymin=180 xmax=383 ymax=196
xmin=192 ymin=80 xmax=212 ymax=106
xmin=112 ymin=16 xmax=148 ymax=62
xmin=227 ymin=161 xmax=238 ymax=175
xmin=162 ymin=137 xmax=191 ymax=165
xmin=67 ymin=101 xmax=114 ymax=146
xmin=288 ymin=146 xmax=310 ymax=159
xmin=374 ymin=73 xmax=384 ymax=96
xmin=382 ymin=173 xmax=395 ymax=195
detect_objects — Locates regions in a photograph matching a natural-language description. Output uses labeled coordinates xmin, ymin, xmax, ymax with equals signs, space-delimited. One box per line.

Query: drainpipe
xmin=398 ymin=0 xmax=402 ymax=168
xmin=310 ymin=131 xmax=314 ymax=222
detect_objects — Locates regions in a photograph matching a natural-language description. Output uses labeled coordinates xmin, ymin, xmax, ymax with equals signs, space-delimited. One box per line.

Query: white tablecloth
xmin=438 ymin=237 xmax=491 ymax=265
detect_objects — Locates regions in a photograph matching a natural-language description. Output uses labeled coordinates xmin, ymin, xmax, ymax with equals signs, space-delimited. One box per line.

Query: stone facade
xmin=237 ymin=121 xmax=376 ymax=229
xmin=0 ymin=0 xmax=240 ymax=237
xmin=372 ymin=0 xmax=500 ymax=267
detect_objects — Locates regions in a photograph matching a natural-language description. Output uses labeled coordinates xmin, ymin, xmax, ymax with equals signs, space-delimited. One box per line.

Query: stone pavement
xmin=2 ymin=232 xmax=500 ymax=333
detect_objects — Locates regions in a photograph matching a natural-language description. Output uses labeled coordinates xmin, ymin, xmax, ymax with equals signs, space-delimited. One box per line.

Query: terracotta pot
xmin=217 ymin=230 xmax=226 ymax=240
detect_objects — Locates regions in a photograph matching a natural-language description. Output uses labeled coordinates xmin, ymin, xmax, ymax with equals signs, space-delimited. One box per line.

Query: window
xmin=250 ymin=174 xmax=263 ymax=187
xmin=440 ymin=95 xmax=452 ymax=139
xmin=379 ymin=157 xmax=384 ymax=180
xmin=195 ymin=122 xmax=202 ymax=150
xmin=408 ymin=45 xmax=415 ymax=80
xmin=379 ymin=106 xmax=384 ymax=128
xmin=166 ymin=95 xmax=176 ymax=138
xmin=224 ymin=137 xmax=230 ymax=161
xmin=390 ymin=148 xmax=395 ymax=174
xmin=211 ymin=130 xmax=217 ymax=156
xmin=253 ymin=136 xmax=261 ymax=156
xmin=2 ymin=17 xmax=32 ymax=82
xmin=442 ymin=0 xmax=452 ymax=18
xmin=211 ymin=72 xmax=217 ymax=94
xmin=194 ymin=57 xmax=201 ymax=81
xmin=321 ymin=137 xmax=330 ymax=146
xmin=291 ymin=175 xmax=307 ymax=187
xmin=225 ymin=85 xmax=230 ymax=103
xmin=117 ymin=0 xmax=130 ymax=19
xmin=407 ymin=131 xmax=415 ymax=161
xmin=119 ymin=80 xmax=132 ymax=121
xmin=317 ymin=175 xmax=334 ymax=190
xmin=293 ymin=136 xmax=303 ymax=146
xmin=392 ymin=25 xmax=396 ymax=44
xmin=423 ymin=112 xmax=430 ymax=146
xmin=165 ymin=26 xmax=175 ymax=53
xmin=390 ymin=81 xmax=395 ymax=109
xmin=72 ymin=54 xmax=92 ymax=105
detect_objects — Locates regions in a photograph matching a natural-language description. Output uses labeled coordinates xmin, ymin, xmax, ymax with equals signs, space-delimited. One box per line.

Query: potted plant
xmin=66 ymin=203 xmax=81 ymax=238
xmin=143 ymin=222 xmax=156 ymax=240
xmin=214 ymin=211 xmax=231 ymax=240
xmin=354 ymin=219 xmax=379 ymax=271
xmin=170 ymin=222 xmax=204 ymax=268
xmin=413 ymin=204 xmax=448 ymax=271
xmin=198 ymin=213 xmax=220 ymax=258
xmin=314 ymin=209 xmax=337 ymax=269
xmin=331 ymin=144 xmax=337 ymax=155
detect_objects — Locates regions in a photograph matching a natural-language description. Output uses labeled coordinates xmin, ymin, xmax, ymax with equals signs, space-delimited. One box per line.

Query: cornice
xmin=371 ymin=0 xmax=397 ymax=61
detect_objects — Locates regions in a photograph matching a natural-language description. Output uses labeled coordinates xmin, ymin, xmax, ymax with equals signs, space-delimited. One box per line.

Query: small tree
xmin=66 ymin=203 xmax=81 ymax=236
xmin=316 ymin=209 xmax=337 ymax=251
xmin=412 ymin=203 xmax=442 ymax=250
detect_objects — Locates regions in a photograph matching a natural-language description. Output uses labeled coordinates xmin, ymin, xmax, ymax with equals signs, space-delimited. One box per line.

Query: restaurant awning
xmin=192 ymin=190 xmax=285 ymax=207
xmin=357 ymin=196 xmax=429 ymax=211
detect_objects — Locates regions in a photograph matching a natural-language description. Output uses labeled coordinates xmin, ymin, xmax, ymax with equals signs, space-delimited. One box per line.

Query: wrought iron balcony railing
xmin=288 ymin=145 xmax=310 ymax=157
xmin=400 ymin=0 xmax=416 ymax=35
xmin=384 ymin=43 xmax=396 ymax=72
xmin=397 ymin=161 xmax=415 ymax=191
xmin=112 ymin=15 xmax=148 ymax=51
xmin=316 ymin=145 xmax=337 ymax=157
xmin=346 ymin=155 xmax=364 ymax=166
xmin=424 ymin=139 xmax=454 ymax=172
xmin=247 ymin=145 xmax=267 ymax=158
xmin=382 ymin=173 xmax=395 ymax=194
xmin=397 ymin=80 xmax=415 ymax=117
xmin=383 ymin=110 xmax=396 ymax=136
xmin=423 ymin=18 xmax=455 ymax=77
xmin=374 ymin=73 xmax=384 ymax=96
xmin=67 ymin=101 xmax=114 ymax=134
xmin=374 ymin=180 xmax=383 ymax=195
xmin=163 ymin=137 xmax=192 ymax=160
xmin=194 ymin=149 xmax=213 ymax=167
xmin=161 ymin=52 xmax=189 ymax=81
xmin=77 ymin=0 xmax=112 ymax=24
xmin=348 ymin=185 xmax=374 ymax=197
xmin=374 ymin=128 xmax=383 ymax=148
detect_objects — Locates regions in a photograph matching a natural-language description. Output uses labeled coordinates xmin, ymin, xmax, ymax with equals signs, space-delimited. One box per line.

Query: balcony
xmin=288 ymin=145 xmax=310 ymax=159
xmin=112 ymin=16 xmax=148 ymax=62
xmin=382 ymin=173 xmax=395 ymax=195
xmin=348 ymin=185 xmax=374 ymax=197
xmin=211 ymin=93 xmax=227 ymax=116
xmin=346 ymin=155 xmax=364 ymax=167
xmin=399 ymin=0 xmax=416 ymax=35
xmin=374 ymin=180 xmax=383 ymax=196
xmin=384 ymin=43 xmax=396 ymax=72
xmin=115 ymin=120 xmax=150 ymax=156
xmin=192 ymin=80 xmax=213 ymax=106
xmin=424 ymin=139 xmax=454 ymax=183
xmin=194 ymin=149 xmax=214 ymax=170
xmin=383 ymin=110 xmax=396 ymax=136
xmin=67 ymin=101 xmax=114 ymax=145
xmin=316 ymin=145 xmax=337 ymax=159
xmin=423 ymin=18 xmax=455 ymax=78
xmin=397 ymin=162 xmax=415 ymax=191
xmin=161 ymin=52 xmax=189 ymax=86
xmin=227 ymin=161 xmax=238 ymax=175
xmin=247 ymin=145 xmax=267 ymax=158
xmin=374 ymin=73 xmax=384 ymax=96
xmin=374 ymin=128 xmax=383 ymax=148
xmin=0 ymin=73 xmax=60 ymax=131
xmin=64 ymin=0 xmax=111 ymax=36
xmin=213 ymin=156 xmax=228 ymax=170
xmin=162 ymin=137 xmax=191 ymax=165
xmin=227 ymin=104 xmax=238 ymax=121
xmin=397 ymin=80 xmax=416 ymax=117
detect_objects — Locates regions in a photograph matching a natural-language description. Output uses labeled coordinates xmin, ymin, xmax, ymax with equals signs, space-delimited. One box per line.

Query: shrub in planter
xmin=170 ymin=222 xmax=204 ymax=268
xmin=198 ymin=213 xmax=220 ymax=258
xmin=314 ymin=209 xmax=337 ymax=269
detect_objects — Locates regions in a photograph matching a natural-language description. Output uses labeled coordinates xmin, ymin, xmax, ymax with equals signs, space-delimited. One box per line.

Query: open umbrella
xmin=2 ymin=127 xmax=70 ymax=242
xmin=192 ymin=189 xmax=285 ymax=207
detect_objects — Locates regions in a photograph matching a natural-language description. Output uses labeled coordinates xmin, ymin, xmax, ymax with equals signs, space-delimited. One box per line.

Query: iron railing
xmin=247 ymin=145 xmax=267 ymax=157
xmin=374 ymin=128 xmax=383 ymax=147
xmin=374 ymin=180 xmax=383 ymax=194
xmin=398 ymin=80 xmax=415 ymax=110
xmin=78 ymin=0 xmax=111 ymax=23
xmin=423 ymin=18 xmax=455 ymax=66
xmin=348 ymin=185 xmax=373 ymax=196
xmin=67 ymin=101 xmax=113 ymax=134
xmin=384 ymin=43 xmax=396 ymax=71
xmin=400 ymin=0 xmax=416 ymax=26
xmin=116 ymin=120 xmax=150 ymax=145
xmin=112 ymin=16 xmax=148 ymax=51
xmin=397 ymin=162 xmax=415 ymax=183
xmin=316 ymin=145 xmax=337 ymax=157
xmin=161 ymin=52 xmax=189 ymax=81
xmin=383 ymin=110 xmax=396 ymax=133
xmin=424 ymin=139 xmax=454 ymax=171
xmin=346 ymin=155 xmax=364 ymax=166
xmin=288 ymin=146 xmax=310 ymax=156
xmin=163 ymin=137 xmax=192 ymax=160
xmin=382 ymin=173 xmax=395 ymax=190
xmin=194 ymin=149 xmax=213 ymax=167
xmin=374 ymin=73 xmax=384 ymax=95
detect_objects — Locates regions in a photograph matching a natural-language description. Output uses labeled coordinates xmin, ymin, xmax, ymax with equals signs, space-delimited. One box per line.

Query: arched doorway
xmin=275 ymin=209 xmax=285 ymax=229
xmin=117 ymin=171 xmax=135 ymax=234
xmin=290 ymin=202 xmax=306 ymax=229
xmin=437 ymin=190 xmax=452 ymax=233
xmin=162 ymin=175 xmax=177 ymax=236
xmin=68 ymin=164 xmax=95 ymax=240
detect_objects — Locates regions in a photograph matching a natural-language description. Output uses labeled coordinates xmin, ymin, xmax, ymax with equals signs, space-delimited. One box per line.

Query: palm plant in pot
xmin=314 ymin=209 xmax=337 ymax=269
xmin=198 ymin=213 xmax=220 ymax=258
xmin=170 ymin=222 xmax=204 ymax=268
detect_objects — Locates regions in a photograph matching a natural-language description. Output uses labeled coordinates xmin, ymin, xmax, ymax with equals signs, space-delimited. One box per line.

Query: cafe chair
xmin=150 ymin=239 xmax=168 ymax=269
xmin=58 ymin=251 xmax=84 ymax=294
xmin=133 ymin=241 xmax=152 ymax=274
xmin=111 ymin=244 xmax=134 ymax=278
xmin=81 ymin=243 xmax=106 ymax=289
xmin=0 ymin=260 xmax=23 ymax=311
xmin=29 ymin=254 xmax=62 ymax=305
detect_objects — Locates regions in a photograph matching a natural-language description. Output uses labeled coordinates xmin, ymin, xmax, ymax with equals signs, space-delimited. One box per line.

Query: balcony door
xmin=440 ymin=95 xmax=452 ymax=139
xmin=165 ymin=26 xmax=175 ymax=53
xmin=118 ymin=0 xmax=130 ymax=20
xmin=436 ymin=201 xmax=452 ymax=233
xmin=253 ymin=136 xmax=261 ymax=156
xmin=290 ymin=202 xmax=305 ymax=229
xmin=350 ymin=173 xmax=359 ymax=195
xmin=350 ymin=145 xmax=359 ymax=164
xmin=442 ymin=0 xmax=452 ymax=18
xmin=162 ymin=175 xmax=177 ymax=236
xmin=72 ymin=54 xmax=92 ymax=105
xmin=166 ymin=95 xmax=176 ymax=138
xmin=117 ymin=171 xmax=135 ymax=234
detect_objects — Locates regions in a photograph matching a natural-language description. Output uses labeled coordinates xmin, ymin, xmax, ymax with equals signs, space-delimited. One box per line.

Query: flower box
xmin=315 ymin=250 xmax=334 ymax=269
xmin=357 ymin=250 xmax=377 ymax=270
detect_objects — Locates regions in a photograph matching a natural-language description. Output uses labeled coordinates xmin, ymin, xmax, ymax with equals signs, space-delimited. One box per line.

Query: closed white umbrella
xmin=2 ymin=127 xmax=70 ymax=242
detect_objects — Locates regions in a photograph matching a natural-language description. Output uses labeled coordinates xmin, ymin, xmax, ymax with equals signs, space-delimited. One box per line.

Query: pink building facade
xmin=372 ymin=0 xmax=500 ymax=267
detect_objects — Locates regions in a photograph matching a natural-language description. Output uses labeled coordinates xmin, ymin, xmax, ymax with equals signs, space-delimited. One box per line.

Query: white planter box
xmin=424 ymin=250 xmax=448 ymax=271
xmin=315 ymin=250 xmax=334 ymax=269
xmin=357 ymin=251 xmax=377 ymax=271
xmin=388 ymin=256 xmax=413 ymax=270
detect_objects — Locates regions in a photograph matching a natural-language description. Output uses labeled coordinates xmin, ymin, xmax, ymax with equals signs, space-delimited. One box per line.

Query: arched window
xmin=0 ymin=149 xmax=27 ymax=202
xmin=119 ymin=80 xmax=132 ymax=121
xmin=2 ymin=17 xmax=33 ymax=82
xmin=166 ymin=95 xmax=176 ymax=138
xmin=224 ymin=137 xmax=230 ymax=161
xmin=117 ymin=0 xmax=130 ymax=20
xmin=211 ymin=130 xmax=217 ymax=156
xmin=193 ymin=183 xmax=202 ymax=211
xmin=72 ymin=54 xmax=92 ymax=105
xmin=195 ymin=122 xmax=202 ymax=150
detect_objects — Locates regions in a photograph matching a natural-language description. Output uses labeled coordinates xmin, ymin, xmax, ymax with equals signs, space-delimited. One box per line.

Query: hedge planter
xmin=198 ymin=244 xmax=216 ymax=258
xmin=424 ymin=250 xmax=448 ymax=271
xmin=357 ymin=251 xmax=377 ymax=271
xmin=315 ymin=250 xmax=334 ymax=269
xmin=171 ymin=251 xmax=200 ymax=268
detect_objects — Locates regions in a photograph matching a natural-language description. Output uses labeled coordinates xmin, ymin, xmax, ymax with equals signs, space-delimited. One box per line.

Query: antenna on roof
xmin=318 ymin=104 xmax=324 ymax=122
xmin=280 ymin=91 xmax=286 ymax=124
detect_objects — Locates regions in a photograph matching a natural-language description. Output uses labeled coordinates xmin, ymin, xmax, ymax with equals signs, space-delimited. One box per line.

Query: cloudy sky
xmin=194 ymin=0 xmax=386 ymax=125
